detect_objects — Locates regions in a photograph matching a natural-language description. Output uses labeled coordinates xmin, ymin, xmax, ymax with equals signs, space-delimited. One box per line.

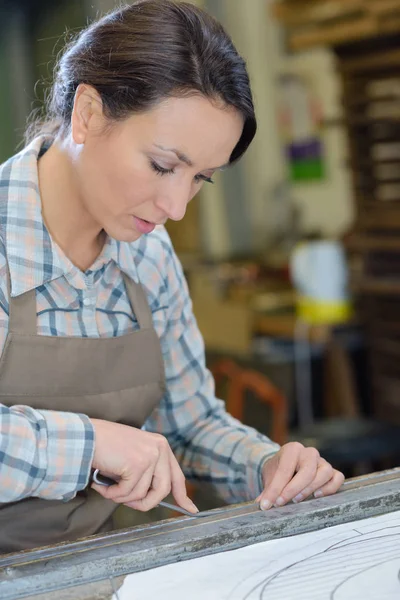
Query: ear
xmin=71 ymin=84 xmax=104 ymax=144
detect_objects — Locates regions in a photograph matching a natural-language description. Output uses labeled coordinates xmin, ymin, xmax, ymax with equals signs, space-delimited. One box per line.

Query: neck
xmin=38 ymin=138 xmax=105 ymax=272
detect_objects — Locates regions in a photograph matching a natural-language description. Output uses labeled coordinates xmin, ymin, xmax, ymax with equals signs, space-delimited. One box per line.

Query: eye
xmin=194 ymin=174 xmax=214 ymax=185
xmin=151 ymin=159 xmax=214 ymax=184
xmin=150 ymin=160 xmax=175 ymax=176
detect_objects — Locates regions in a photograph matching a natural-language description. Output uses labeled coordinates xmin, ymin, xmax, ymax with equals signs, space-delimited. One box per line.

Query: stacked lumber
xmin=338 ymin=41 xmax=400 ymax=424
xmin=272 ymin=2 xmax=400 ymax=422
xmin=271 ymin=0 xmax=400 ymax=50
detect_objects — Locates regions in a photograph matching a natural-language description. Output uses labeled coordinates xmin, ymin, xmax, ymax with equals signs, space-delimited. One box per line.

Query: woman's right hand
xmin=90 ymin=419 xmax=198 ymax=514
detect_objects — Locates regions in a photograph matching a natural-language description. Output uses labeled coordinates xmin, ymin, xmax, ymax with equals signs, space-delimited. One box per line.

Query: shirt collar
xmin=87 ymin=235 xmax=140 ymax=285
xmin=0 ymin=136 xmax=139 ymax=297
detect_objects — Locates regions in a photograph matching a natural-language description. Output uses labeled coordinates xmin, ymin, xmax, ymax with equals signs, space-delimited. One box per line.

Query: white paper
xmin=114 ymin=511 xmax=400 ymax=599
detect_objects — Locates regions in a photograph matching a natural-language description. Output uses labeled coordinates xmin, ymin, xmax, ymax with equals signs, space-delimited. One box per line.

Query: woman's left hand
xmin=256 ymin=442 xmax=344 ymax=511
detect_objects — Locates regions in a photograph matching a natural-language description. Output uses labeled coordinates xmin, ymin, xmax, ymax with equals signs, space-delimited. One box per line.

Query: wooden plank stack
xmin=271 ymin=0 xmax=400 ymax=50
xmin=272 ymin=1 xmax=400 ymax=424
xmin=341 ymin=39 xmax=400 ymax=424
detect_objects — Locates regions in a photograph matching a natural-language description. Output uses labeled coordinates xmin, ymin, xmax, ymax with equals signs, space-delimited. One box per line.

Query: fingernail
xmin=189 ymin=500 xmax=199 ymax=513
xmin=260 ymin=499 xmax=272 ymax=511
xmin=314 ymin=490 xmax=323 ymax=499
xmin=293 ymin=494 xmax=304 ymax=504
xmin=274 ymin=496 xmax=285 ymax=507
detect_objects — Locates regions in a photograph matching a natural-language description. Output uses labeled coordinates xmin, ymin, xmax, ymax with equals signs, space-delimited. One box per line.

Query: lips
xmin=133 ymin=216 xmax=156 ymax=234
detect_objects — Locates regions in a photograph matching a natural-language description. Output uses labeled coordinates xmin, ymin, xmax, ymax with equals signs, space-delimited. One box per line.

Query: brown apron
xmin=0 ymin=270 xmax=166 ymax=553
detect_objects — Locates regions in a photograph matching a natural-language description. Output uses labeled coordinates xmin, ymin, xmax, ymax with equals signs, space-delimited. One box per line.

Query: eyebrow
xmin=154 ymin=144 xmax=229 ymax=171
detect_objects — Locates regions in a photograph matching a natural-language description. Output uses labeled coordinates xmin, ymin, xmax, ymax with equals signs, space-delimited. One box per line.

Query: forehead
xmin=118 ymin=95 xmax=244 ymax=166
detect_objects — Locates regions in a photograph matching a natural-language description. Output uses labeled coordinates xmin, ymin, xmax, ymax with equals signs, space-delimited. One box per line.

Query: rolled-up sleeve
xmin=0 ymin=404 xmax=94 ymax=502
xmin=144 ymin=232 xmax=280 ymax=503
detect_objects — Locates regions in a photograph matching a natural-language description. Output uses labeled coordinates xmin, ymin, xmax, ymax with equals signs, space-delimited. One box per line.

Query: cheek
xmin=78 ymin=138 xmax=159 ymax=215
xmin=123 ymin=166 xmax=157 ymax=208
xmin=88 ymin=157 xmax=150 ymax=210
xmin=78 ymin=143 xmax=120 ymax=200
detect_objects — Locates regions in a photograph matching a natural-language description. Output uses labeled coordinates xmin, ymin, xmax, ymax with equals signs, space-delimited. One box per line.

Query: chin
xmin=104 ymin=226 xmax=142 ymax=244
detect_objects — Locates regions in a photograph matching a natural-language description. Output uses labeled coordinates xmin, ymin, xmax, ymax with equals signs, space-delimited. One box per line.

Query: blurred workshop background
xmin=2 ymin=0 xmax=400 ymax=503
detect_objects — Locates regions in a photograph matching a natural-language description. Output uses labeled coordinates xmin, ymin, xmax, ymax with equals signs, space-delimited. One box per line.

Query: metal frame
xmin=1 ymin=468 xmax=400 ymax=600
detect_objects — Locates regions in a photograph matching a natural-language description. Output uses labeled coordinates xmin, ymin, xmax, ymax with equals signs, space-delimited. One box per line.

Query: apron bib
xmin=0 ymin=270 xmax=165 ymax=553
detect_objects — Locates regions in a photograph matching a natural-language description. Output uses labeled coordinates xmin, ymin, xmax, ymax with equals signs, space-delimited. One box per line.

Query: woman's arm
xmin=144 ymin=230 xmax=280 ymax=503
xmin=0 ymin=404 xmax=94 ymax=502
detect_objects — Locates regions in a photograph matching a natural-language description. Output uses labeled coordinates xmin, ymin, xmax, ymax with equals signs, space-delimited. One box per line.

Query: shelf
xmin=271 ymin=0 xmax=400 ymax=50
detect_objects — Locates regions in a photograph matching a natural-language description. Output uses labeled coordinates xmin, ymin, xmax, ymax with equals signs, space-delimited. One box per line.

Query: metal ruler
xmin=1 ymin=468 xmax=400 ymax=600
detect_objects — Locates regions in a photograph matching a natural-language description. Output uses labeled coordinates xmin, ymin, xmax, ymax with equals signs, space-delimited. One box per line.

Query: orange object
xmin=211 ymin=359 xmax=288 ymax=445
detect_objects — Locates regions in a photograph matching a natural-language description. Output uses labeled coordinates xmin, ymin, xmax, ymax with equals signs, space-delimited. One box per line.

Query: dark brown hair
xmin=28 ymin=0 xmax=257 ymax=163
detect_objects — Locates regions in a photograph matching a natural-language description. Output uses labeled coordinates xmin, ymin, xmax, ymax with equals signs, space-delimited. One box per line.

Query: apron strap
xmin=6 ymin=266 xmax=37 ymax=336
xmin=122 ymin=273 xmax=154 ymax=330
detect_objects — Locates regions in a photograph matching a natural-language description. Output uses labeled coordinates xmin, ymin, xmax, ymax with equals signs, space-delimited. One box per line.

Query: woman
xmin=0 ymin=0 xmax=344 ymax=553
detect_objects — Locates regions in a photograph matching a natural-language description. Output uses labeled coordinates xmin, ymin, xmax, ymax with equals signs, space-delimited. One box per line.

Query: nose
xmin=154 ymin=186 xmax=190 ymax=222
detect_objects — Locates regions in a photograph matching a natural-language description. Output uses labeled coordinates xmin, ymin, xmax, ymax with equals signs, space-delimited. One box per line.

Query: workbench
xmin=1 ymin=468 xmax=400 ymax=599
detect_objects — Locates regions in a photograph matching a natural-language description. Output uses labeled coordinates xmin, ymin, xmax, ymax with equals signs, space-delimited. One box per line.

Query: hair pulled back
xmin=29 ymin=0 xmax=257 ymax=163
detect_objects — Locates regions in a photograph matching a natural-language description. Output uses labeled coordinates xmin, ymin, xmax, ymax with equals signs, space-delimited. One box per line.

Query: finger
xmin=169 ymin=449 xmax=199 ymax=514
xmin=125 ymin=448 xmax=172 ymax=512
xmin=290 ymin=459 xmax=334 ymax=504
xmin=314 ymin=469 xmax=345 ymax=499
xmin=259 ymin=443 xmax=302 ymax=510
xmin=273 ymin=447 xmax=320 ymax=506
xmin=91 ymin=469 xmax=143 ymax=502
xmin=109 ymin=466 xmax=154 ymax=504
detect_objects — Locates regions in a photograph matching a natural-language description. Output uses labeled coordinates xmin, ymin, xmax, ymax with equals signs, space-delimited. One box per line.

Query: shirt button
xmin=83 ymin=297 xmax=93 ymax=307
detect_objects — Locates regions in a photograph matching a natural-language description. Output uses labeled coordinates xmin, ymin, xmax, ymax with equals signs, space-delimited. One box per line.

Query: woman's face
xmin=71 ymin=89 xmax=244 ymax=242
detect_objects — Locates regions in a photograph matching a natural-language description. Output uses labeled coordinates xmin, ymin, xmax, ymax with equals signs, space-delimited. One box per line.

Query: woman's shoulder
xmin=0 ymin=143 xmax=35 ymax=177
xmin=0 ymin=142 xmax=39 ymax=216
xmin=0 ymin=235 xmax=8 ymax=310
xmin=0 ymin=152 xmax=17 ymax=266
xmin=0 ymin=153 xmax=17 ymax=205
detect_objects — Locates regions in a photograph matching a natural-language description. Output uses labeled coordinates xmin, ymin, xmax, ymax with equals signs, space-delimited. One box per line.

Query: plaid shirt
xmin=0 ymin=138 xmax=279 ymax=505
